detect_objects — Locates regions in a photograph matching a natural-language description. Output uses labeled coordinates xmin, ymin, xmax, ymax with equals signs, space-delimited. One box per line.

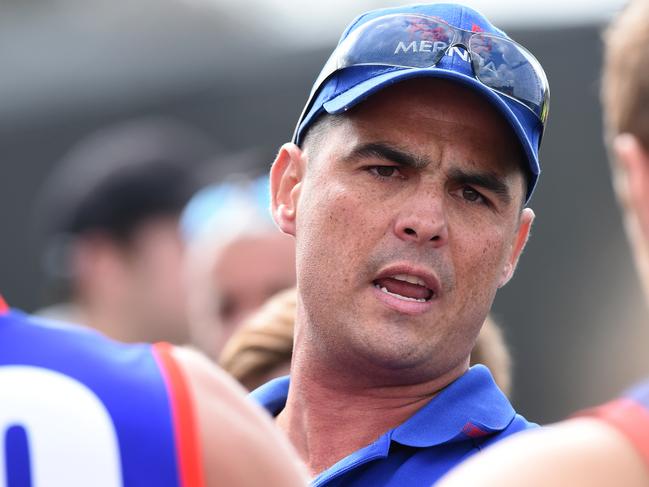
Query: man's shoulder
xmin=0 ymin=308 xmax=177 ymax=423
xmin=437 ymin=379 xmax=649 ymax=487
xmin=0 ymin=308 xmax=189 ymax=485
xmin=0 ymin=308 xmax=156 ymax=372
xmin=174 ymin=350 xmax=308 ymax=486
xmin=578 ymin=377 xmax=649 ymax=471
xmin=438 ymin=417 xmax=649 ymax=487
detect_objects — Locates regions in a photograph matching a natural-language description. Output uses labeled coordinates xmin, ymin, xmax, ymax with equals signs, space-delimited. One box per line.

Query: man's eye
xmin=462 ymin=187 xmax=484 ymax=203
xmin=369 ymin=166 xmax=399 ymax=178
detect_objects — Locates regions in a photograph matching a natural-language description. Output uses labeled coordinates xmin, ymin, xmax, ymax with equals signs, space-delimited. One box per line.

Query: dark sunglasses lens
xmin=337 ymin=14 xmax=455 ymax=69
xmin=470 ymin=34 xmax=547 ymax=121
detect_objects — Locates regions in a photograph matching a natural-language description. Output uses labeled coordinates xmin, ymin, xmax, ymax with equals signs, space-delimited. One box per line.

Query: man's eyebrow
xmin=346 ymin=142 xmax=429 ymax=169
xmin=448 ymin=168 xmax=512 ymax=204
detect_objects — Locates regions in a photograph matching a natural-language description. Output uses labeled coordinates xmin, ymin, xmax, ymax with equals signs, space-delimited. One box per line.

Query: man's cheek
xmin=323 ymin=194 xmax=372 ymax=232
xmin=456 ymin=236 xmax=506 ymax=282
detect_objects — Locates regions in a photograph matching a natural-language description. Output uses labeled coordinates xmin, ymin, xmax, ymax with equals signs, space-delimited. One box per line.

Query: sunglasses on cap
xmin=293 ymin=13 xmax=550 ymax=142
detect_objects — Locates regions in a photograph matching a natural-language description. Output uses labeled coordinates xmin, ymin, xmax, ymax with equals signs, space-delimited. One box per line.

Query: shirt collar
xmin=251 ymin=365 xmax=516 ymax=448
xmin=251 ymin=374 xmax=290 ymax=416
xmin=390 ymin=364 xmax=515 ymax=447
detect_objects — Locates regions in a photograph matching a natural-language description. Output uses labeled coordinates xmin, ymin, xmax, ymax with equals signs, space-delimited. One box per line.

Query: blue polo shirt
xmin=252 ymin=365 xmax=536 ymax=486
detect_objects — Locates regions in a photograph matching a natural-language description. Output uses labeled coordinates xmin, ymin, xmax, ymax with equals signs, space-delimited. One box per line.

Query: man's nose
xmin=393 ymin=189 xmax=449 ymax=246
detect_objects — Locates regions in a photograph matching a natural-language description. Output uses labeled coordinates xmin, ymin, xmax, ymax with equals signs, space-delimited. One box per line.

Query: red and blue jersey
xmin=0 ymin=295 xmax=203 ymax=487
xmin=586 ymin=380 xmax=649 ymax=467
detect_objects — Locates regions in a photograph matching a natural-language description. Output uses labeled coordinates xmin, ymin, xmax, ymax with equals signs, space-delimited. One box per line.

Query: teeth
xmin=375 ymin=284 xmax=428 ymax=303
xmin=391 ymin=274 xmax=427 ymax=287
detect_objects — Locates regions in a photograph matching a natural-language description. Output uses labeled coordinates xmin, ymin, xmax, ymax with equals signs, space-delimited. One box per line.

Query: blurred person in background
xmin=35 ymin=118 xmax=213 ymax=344
xmin=181 ymin=175 xmax=296 ymax=360
xmin=0 ymin=119 xmax=310 ymax=484
xmin=221 ymin=287 xmax=513 ymax=394
xmin=251 ymin=2 xmax=550 ymax=484
xmin=438 ymin=1 xmax=649 ymax=486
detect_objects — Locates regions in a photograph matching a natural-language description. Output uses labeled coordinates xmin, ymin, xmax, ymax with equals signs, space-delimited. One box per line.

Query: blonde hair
xmin=220 ymin=287 xmax=513 ymax=396
xmin=470 ymin=315 xmax=512 ymax=396
xmin=602 ymin=0 xmax=649 ymax=148
xmin=219 ymin=288 xmax=296 ymax=391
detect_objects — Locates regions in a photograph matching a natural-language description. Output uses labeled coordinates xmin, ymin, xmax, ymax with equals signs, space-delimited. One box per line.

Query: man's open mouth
xmin=373 ymin=274 xmax=435 ymax=303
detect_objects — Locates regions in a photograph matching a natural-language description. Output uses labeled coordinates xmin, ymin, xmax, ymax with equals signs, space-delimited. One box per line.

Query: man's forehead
xmin=305 ymin=80 xmax=525 ymax=183
xmin=339 ymin=136 xmax=522 ymax=177
xmin=345 ymin=79 xmax=516 ymax=137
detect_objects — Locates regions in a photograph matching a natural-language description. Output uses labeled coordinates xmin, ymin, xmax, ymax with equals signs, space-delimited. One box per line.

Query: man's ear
xmin=614 ymin=134 xmax=649 ymax=236
xmin=498 ymin=208 xmax=535 ymax=288
xmin=270 ymin=143 xmax=305 ymax=237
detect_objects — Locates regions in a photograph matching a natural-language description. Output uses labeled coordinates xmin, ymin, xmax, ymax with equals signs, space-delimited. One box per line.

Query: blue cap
xmin=294 ymin=3 xmax=546 ymax=201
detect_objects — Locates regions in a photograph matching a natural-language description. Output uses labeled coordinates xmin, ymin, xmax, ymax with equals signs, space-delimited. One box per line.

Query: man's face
xmin=186 ymin=231 xmax=296 ymax=360
xmin=123 ymin=215 xmax=190 ymax=344
xmin=273 ymin=78 xmax=532 ymax=380
xmin=612 ymin=135 xmax=649 ymax=303
xmin=212 ymin=233 xmax=296 ymax=348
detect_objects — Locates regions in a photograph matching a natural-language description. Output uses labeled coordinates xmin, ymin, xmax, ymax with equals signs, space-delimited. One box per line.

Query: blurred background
xmin=1 ymin=0 xmax=644 ymax=424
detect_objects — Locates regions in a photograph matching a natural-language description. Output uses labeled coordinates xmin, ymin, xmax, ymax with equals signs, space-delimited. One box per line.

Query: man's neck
xmin=276 ymin=348 xmax=468 ymax=477
xmin=78 ymin=298 xmax=139 ymax=343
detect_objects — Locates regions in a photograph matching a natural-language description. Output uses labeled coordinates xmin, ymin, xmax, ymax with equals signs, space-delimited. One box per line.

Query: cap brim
xmin=322 ymin=68 xmax=540 ymax=200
